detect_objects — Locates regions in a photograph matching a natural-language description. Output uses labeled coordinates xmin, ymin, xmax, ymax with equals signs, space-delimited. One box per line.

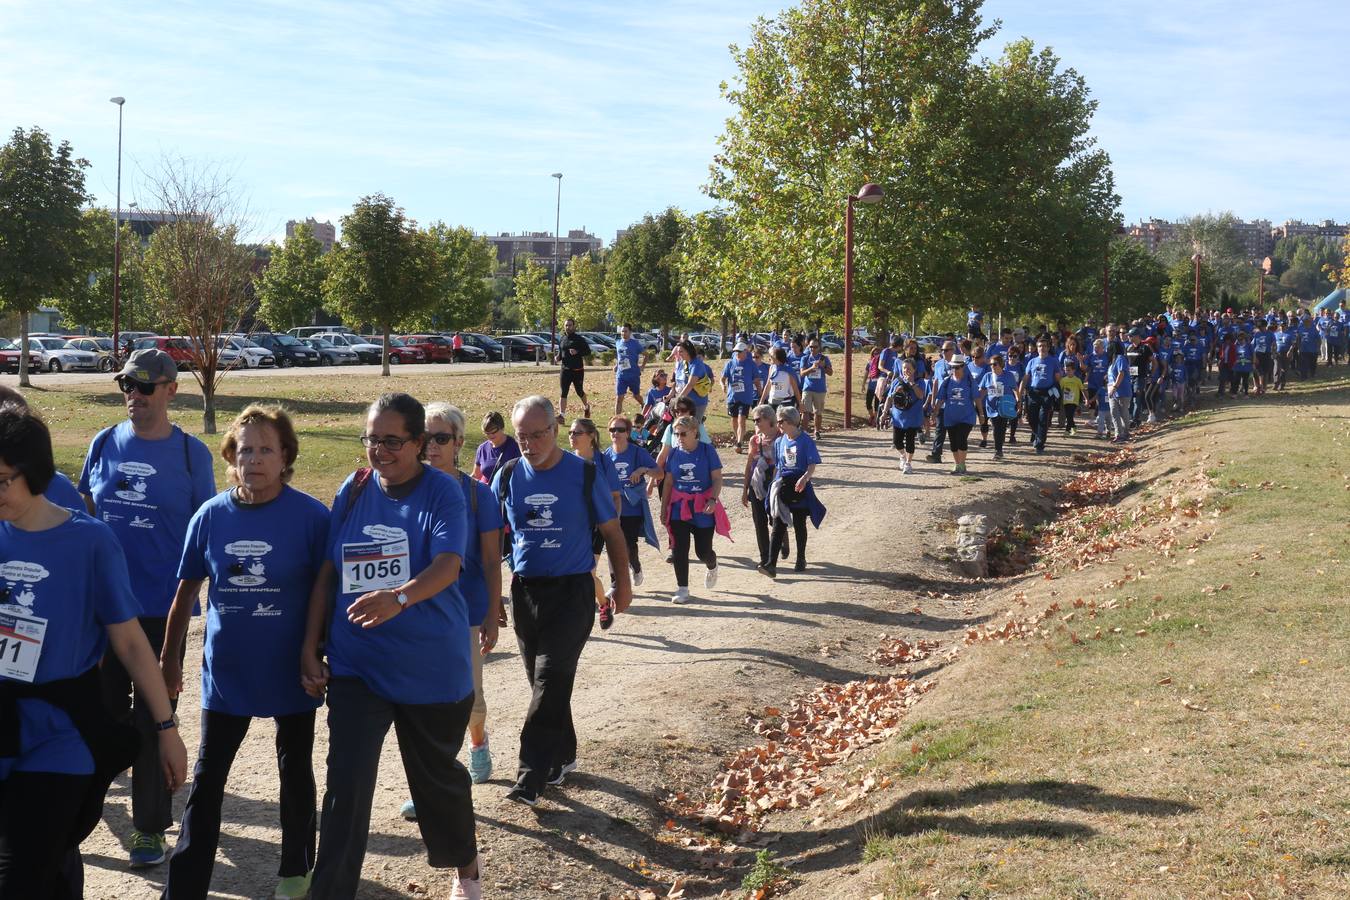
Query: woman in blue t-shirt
xmin=761 ymin=347 xmax=803 ymax=411
xmin=301 ymin=393 xmax=481 ymax=900
xmin=885 ymin=358 xmax=927 ymax=474
xmin=1004 ymin=345 xmax=1026 ymax=445
xmin=604 ymin=415 xmax=658 ymax=600
xmin=659 ymin=416 xmax=724 ymax=603
xmin=762 ymin=406 xmax=824 ymax=577
xmin=160 ymin=405 xmax=329 ymax=900
xmin=933 ymin=355 xmax=979 ymax=475
xmin=568 ymin=418 xmax=624 ymax=625
xmin=978 ymin=354 xmax=1021 ymax=460
xmin=0 ymin=406 xmax=187 ymax=897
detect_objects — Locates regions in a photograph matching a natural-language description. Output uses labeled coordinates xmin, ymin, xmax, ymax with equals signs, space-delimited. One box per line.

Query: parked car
xmin=20 ymin=337 xmax=100 ymax=373
xmin=314 ymin=332 xmax=382 ymax=364
xmin=218 ymin=336 xmax=275 ymax=368
xmin=580 ymin=331 xmax=618 ymax=351
xmin=631 ymin=332 xmax=663 ymax=353
xmin=287 ymin=325 xmax=355 ymax=340
xmin=250 ymin=332 xmax=322 ymax=367
xmin=500 ymin=334 xmax=549 ymax=361
xmin=130 ymin=336 xmax=197 ymax=370
xmin=455 ymin=332 xmax=505 ymax=362
xmin=399 ymin=334 xmax=455 ymax=363
xmin=0 ymin=338 xmax=42 ymax=374
xmin=304 ymin=337 xmax=360 ymax=366
xmin=64 ymin=336 xmax=118 ymax=372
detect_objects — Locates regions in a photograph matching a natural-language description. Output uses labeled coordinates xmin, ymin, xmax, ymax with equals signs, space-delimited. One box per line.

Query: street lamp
xmin=1191 ymin=252 xmax=1202 ymax=316
xmin=550 ymin=172 xmax=562 ymax=358
xmin=843 ymin=182 xmax=883 ymax=429
xmin=110 ymin=96 xmax=125 ymax=355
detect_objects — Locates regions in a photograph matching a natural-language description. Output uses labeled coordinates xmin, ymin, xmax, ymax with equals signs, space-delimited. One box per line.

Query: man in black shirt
xmin=556 ymin=318 xmax=592 ymax=421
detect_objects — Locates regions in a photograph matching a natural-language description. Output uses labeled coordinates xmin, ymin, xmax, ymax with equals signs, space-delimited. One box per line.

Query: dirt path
xmin=82 ymin=426 xmax=1089 ymax=899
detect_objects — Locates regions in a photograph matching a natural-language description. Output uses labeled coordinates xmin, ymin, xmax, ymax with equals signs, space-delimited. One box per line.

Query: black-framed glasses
xmin=427 ymin=432 xmax=456 ymax=445
xmin=608 ymin=427 xmax=629 ymax=433
xmin=360 ymin=434 xmax=412 ymax=451
xmin=116 ymin=377 xmax=166 ymax=396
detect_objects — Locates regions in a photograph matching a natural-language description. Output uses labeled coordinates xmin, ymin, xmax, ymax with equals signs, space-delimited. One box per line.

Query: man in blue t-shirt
xmin=1020 ymin=337 xmax=1063 ymax=453
xmin=78 ymin=349 xmax=216 ymax=867
xmin=720 ymin=343 xmax=761 ymax=452
xmin=798 ymin=337 xmax=832 ymax=439
xmin=613 ymin=323 xmax=645 ymax=415
xmin=493 ymin=395 xmax=630 ymax=806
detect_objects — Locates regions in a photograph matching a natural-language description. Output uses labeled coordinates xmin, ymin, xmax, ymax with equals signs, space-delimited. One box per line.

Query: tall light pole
xmin=843 ymin=182 xmax=883 ymax=429
xmin=110 ymin=96 xmax=125 ymax=354
xmin=550 ymin=172 xmax=562 ymax=356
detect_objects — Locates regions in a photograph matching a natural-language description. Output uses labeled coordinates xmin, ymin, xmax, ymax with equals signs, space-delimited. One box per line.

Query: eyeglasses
xmin=608 ymin=427 xmax=629 ymax=433
xmin=360 ymin=434 xmax=412 ymax=451
xmin=427 ymin=432 xmax=456 ymax=445
xmin=673 ymin=430 xmax=691 ymax=437
xmin=567 ymin=430 xmax=590 ymax=438
xmin=116 ymin=378 xmax=166 ymax=396
xmin=517 ymin=427 xmax=554 ymax=443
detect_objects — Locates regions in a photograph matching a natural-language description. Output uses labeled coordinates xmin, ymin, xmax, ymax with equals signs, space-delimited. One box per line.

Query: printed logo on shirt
xmin=251 ymin=602 xmax=283 ymax=618
xmin=678 ymin=462 xmax=698 ymax=483
xmin=0 ymin=560 xmax=50 ymax=611
xmin=113 ymin=461 xmax=157 ymax=502
xmin=224 ymin=539 xmax=274 ymax=587
xmin=522 ymin=493 xmax=559 ymax=528
xmin=130 ymin=515 xmax=154 ymax=529
xmin=540 ymin=538 xmax=562 ymax=549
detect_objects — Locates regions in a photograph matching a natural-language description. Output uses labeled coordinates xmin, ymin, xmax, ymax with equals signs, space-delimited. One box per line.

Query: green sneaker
xmin=274 ymin=871 xmax=313 ymax=899
xmin=128 ymin=830 xmax=167 ymax=868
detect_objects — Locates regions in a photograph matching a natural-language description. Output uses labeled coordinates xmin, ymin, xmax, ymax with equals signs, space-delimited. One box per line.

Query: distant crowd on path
xmin=0 ymin=297 xmax=1343 ymax=899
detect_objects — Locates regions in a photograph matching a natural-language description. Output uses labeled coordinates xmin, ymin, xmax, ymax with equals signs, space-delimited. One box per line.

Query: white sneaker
xmin=1147 ymin=414 xmax=1158 ymax=424
xmin=632 ymin=567 xmax=644 ymax=587
xmin=704 ymin=566 xmax=719 ymax=589
xmin=902 ymin=461 xmax=913 ymax=475
xmin=448 ymin=857 xmax=482 ymax=900
xmin=671 ymin=586 xmax=690 ymax=604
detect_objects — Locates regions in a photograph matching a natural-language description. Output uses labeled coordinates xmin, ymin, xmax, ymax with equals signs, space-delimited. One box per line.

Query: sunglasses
xmin=568 ymin=430 xmax=590 ymax=438
xmin=117 ymin=378 xmax=166 ymax=396
xmin=608 ymin=427 xmax=629 ymax=433
xmin=426 ymin=432 xmax=456 ymax=445
xmin=360 ymin=434 xmax=412 ymax=451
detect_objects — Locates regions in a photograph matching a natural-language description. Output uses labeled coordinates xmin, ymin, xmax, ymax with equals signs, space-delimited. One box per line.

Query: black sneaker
xmin=598 ymin=603 xmax=614 ymax=631
xmin=793 ymin=559 xmax=806 ymax=573
xmin=546 ymin=760 xmax=578 ymax=786
xmin=757 ymin=564 xmax=777 ymax=580
xmin=506 ymin=783 xmax=540 ymax=807
xmin=979 ymin=438 xmax=987 ymax=448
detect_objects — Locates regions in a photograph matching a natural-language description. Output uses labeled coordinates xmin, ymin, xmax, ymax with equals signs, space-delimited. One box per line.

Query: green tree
xmin=606 ymin=209 xmax=686 ymax=335
xmin=405 ymin=223 xmax=496 ymax=331
xmin=557 ymin=253 xmax=608 ymax=330
xmin=56 ymin=208 xmax=149 ymax=333
xmin=255 ymin=222 xmax=327 ymax=330
xmin=1097 ymin=238 xmax=1169 ymax=323
xmin=325 ymin=194 xmax=441 ymax=375
xmin=1162 ymin=256 xmax=1218 ymax=312
xmin=1158 ymin=213 xmax=1254 ymax=302
xmin=0 ymin=126 xmax=90 ymax=385
xmin=512 ymin=257 xmax=552 ymax=329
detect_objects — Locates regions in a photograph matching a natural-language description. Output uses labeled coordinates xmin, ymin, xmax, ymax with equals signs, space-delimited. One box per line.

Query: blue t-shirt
xmin=1169 ymin=356 xmax=1187 ymax=382
xmin=605 ymin=444 xmax=658 ymax=518
xmin=1274 ymin=330 xmax=1294 ymax=352
xmin=877 ymin=348 xmax=899 ymax=377
xmin=494 ymin=452 xmax=616 ymax=578
xmin=966 ymin=360 xmax=988 ymax=389
xmin=665 ymin=441 xmax=722 ymax=529
xmin=615 ymin=338 xmax=644 ymax=381
xmin=888 ymin=378 xmax=926 ymax=429
xmin=1184 ymin=341 xmax=1205 ymax=365
xmin=644 ymin=385 xmax=672 ymax=412
xmin=1108 ymin=354 xmax=1133 ymax=398
xmin=935 ymin=374 xmax=978 ymax=426
xmin=721 ymin=358 xmax=760 ymax=406
xmin=800 ymin=352 xmax=831 ymax=393
xmin=452 ymin=472 xmax=502 ymax=628
xmin=177 ymin=486 xmax=328 ymax=718
xmin=78 ymin=422 xmax=217 ymax=618
xmin=774 ymin=431 xmax=822 ymax=482
xmin=0 ymin=512 xmax=140 ymax=777
xmin=978 ymin=370 xmax=1019 ymax=418
xmin=45 ymin=472 xmax=84 ymax=512
xmin=967 ymin=310 xmax=983 ymax=327
xmin=1023 ymin=355 xmax=1062 ymax=390
xmin=326 ymin=467 xmax=470 ymax=705
xmin=1298 ymin=327 xmax=1321 ymax=353
xmin=1235 ymin=343 xmax=1254 ymax=373
xmin=1087 ymin=353 xmax=1108 ymax=391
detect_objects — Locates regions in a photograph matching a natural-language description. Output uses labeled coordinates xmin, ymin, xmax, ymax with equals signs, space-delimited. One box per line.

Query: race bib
xmin=988 ymin=383 xmax=1003 ymax=398
xmin=618 ymin=356 xmax=631 ymax=371
xmin=1129 ymin=366 xmax=1140 ymax=377
xmin=0 ymin=609 xmax=47 ymax=683
xmin=731 ymin=381 xmax=745 ymax=395
xmin=341 ymin=538 xmax=410 ymax=594
xmin=784 ymin=445 xmax=798 ymax=469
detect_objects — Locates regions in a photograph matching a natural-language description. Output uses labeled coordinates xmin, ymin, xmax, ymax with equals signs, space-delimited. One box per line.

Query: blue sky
xmin=2 ymin=0 xmax=1345 ymax=244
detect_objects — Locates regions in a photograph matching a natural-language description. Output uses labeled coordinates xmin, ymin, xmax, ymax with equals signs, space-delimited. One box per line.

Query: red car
xmin=130 ymin=335 xmax=197 ymax=369
xmin=378 ymin=337 xmax=426 ymax=364
xmin=399 ymin=334 xmax=454 ymax=363
xmin=0 ymin=338 xmax=42 ymax=374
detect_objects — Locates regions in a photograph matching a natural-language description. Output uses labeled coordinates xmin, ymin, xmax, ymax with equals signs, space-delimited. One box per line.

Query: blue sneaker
xmin=129 ymin=830 xmax=167 ymax=868
xmin=468 ymin=739 xmax=493 ymax=784
xmin=399 ymin=799 xmax=417 ymax=820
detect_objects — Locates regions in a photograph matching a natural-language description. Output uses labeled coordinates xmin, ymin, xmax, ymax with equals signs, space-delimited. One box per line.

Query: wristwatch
xmin=155 ymin=716 xmax=178 ymax=732
xmin=395 ymin=591 xmax=410 ymax=609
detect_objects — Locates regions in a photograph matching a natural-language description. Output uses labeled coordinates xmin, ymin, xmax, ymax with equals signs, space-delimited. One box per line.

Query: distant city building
xmin=1232 ymin=219 xmax=1274 ymax=260
xmin=1125 ymin=216 xmax=1345 ymax=260
xmin=1272 ymin=219 xmax=1346 ymax=243
xmin=485 ymin=228 xmax=602 ymax=275
xmin=286 ymin=217 xmax=336 ymax=253
xmin=121 ymin=208 xmax=206 ymax=244
xmin=1124 ymin=218 xmax=1175 ymax=254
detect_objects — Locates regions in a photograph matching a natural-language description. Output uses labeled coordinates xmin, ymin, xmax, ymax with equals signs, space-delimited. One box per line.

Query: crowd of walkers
xmin=0 ymin=299 xmax=1342 ymax=899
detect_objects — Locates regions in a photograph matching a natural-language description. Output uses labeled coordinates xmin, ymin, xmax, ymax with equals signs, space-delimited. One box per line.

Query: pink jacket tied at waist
xmin=664 ymin=488 xmax=733 ymax=547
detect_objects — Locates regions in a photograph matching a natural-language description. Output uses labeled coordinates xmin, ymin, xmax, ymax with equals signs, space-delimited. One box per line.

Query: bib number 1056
xmin=340 ymin=538 xmax=411 ymax=594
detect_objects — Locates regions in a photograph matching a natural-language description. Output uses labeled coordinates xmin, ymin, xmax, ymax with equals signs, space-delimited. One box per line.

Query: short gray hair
xmin=775 ymin=406 xmax=801 ymax=427
xmin=751 ymin=403 xmax=774 ymax=422
xmin=425 ymin=402 xmax=466 ymax=440
xmin=512 ymin=395 xmax=555 ymax=424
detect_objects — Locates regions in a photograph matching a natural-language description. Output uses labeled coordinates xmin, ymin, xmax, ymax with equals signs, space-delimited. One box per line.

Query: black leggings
xmin=947 ymin=422 xmax=973 ymax=453
xmin=670 ymin=519 xmax=716 ymax=587
xmin=993 ymin=416 xmax=1009 ymax=453
xmin=769 ymin=508 xmax=809 ymax=568
xmin=615 ymin=515 xmax=643 ymax=575
xmin=1063 ymin=404 xmax=1077 ymax=431
xmin=0 ymin=771 xmax=91 ymax=899
xmin=892 ymin=426 xmax=918 ymax=455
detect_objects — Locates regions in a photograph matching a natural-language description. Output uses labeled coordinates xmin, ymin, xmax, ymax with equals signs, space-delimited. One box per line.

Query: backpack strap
xmin=495 ymin=456 xmax=521 ymax=523
xmin=339 ymin=467 xmax=373 ymax=523
xmin=461 ymin=471 xmax=478 ymax=518
xmin=86 ymin=424 xmax=117 ymax=475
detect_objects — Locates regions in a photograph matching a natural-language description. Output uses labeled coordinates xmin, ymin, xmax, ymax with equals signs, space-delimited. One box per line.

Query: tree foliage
xmin=255 ymin=222 xmax=327 ymax=331
xmin=0 ymin=126 xmax=90 ymax=385
xmin=1102 ymin=238 xmax=1169 ymax=323
xmin=558 ymin=253 xmax=609 ymax=330
xmin=606 ymin=208 xmax=685 ymax=330
xmin=511 ymin=257 xmax=552 ymax=329
xmin=405 ymin=222 xmax=496 ymax=332
xmin=1162 ymin=256 xmax=1219 ymax=312
xmin=1156 ymin=213 xmax=1257 ymax=304
xmin=56 ymin=208 xmax=149 ymax=333
xmin=325 ymin=194 xmax=441 ymax=375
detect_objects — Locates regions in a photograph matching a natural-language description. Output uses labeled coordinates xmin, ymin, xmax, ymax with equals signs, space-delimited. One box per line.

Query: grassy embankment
xmin=856 ymin=374 xmax=1350 ymax=897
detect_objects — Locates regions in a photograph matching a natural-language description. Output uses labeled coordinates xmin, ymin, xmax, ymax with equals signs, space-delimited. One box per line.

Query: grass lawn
xmin=857 ymin=375 xmax=1350 ymax=898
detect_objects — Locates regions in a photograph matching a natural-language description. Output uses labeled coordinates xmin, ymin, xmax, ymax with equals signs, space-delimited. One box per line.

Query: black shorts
xmin=561 ymin=368 xmax=585 ymax=397
xmin=947 ymin=422 xmax=973 ymax=452
xmin=1256 ymin=352 xmax=1273 ymax=379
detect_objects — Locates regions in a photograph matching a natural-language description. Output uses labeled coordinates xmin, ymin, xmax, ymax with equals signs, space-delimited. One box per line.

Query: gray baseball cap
xmin=116 ymin=348 xmax=178 ymax=383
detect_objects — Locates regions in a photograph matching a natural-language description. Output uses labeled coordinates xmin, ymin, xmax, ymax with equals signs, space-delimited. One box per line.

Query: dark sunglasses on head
xmin=116 ymin=377 xmax=164 ymax=396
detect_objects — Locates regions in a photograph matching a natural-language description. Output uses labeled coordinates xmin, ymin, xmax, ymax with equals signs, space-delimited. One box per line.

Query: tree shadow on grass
xmin=74 ymin=389 xmax=372 ymax=418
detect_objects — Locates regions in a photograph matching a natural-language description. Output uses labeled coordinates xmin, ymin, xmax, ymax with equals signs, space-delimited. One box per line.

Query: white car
xmin=21 ymin=337 xmax=99 ymax=373
xmin=219 ymin=336 xmax=275 ymax=368
xmin=314 ymin=332 xmax=382 ymax=364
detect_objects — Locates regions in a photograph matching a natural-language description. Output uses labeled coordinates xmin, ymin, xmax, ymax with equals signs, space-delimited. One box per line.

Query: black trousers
xmin=992 ymin=416 xmax=1009 ymax=453
xmin=510 ymin=573 xmax=594 ymax=792
xmin=892 ymin=426 xmax=918 ymax=455
xmin=311 ymin=679 xmax=476 ymax=900
xmin=100 ymin=615 xmax=182 ymax=833
xmin=617 ymin=515 xmax=643 ymax=574
xmin=929 ymin=415 xmax=947 ymax=457
xmin=162 ymin=709 xmax=316 ymax=899
xmin=1063 ymin=403 xmax=1078 ymax=431
xmin=670 ymin=520 xmax=716 ymax=587
xmin=0 ymin=771 xmax=91 ymax=900
xmin=768 ymin=508 xmax=809 ymax=570
xmin=1024 ymin=390 xmax=1053 ymax=450
xmin=750 ymin=493 xmax=772 ymax=567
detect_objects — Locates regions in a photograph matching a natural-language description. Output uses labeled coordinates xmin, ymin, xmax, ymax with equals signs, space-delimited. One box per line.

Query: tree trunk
xmin=18 ymin=312 xmax=30 ymax=388
xmin=202 ymin=391 xmax=217 ymax=435
xmin=720 ymin=315 xmax=728 ymax=359
xmin=382 ymin=325 xmax=391 ymax=377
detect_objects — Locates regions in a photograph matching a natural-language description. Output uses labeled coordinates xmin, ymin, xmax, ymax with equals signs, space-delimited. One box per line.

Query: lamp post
xmin=550 ymin=172 xmax=562 ymax=358
xmin=110 ymin=96 xmax=125 ymax=356
xmin=1191 ymin=252 xmax=1202 ymax=316
xmin=843 ymin=182 xmax=883 ymax=429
